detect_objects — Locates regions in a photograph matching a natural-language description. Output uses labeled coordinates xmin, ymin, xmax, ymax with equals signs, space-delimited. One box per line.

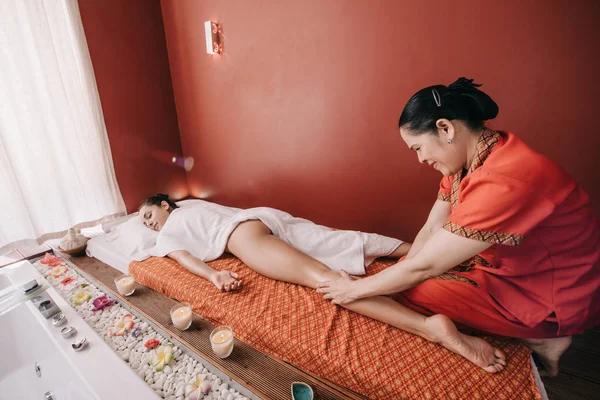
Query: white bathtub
xmin=0 ymin=260 xmax=158 ymax=400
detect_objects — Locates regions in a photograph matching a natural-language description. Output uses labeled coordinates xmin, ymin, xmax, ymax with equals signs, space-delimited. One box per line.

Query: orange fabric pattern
xmin=131 ymin=256 xmax=542 ymax=400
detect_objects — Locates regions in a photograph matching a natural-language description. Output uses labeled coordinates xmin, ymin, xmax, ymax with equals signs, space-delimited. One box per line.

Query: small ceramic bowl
xmin=291 ymin=382 xmax=313 ymax=400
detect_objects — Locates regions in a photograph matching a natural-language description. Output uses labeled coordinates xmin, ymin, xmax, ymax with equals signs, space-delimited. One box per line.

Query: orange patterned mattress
xmin=130 ymin=256 xmax=542 ymax=400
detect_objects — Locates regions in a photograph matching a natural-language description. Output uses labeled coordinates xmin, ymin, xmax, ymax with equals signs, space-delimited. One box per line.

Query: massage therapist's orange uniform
xmin=395 ymin=130 xmax=600 ymax=338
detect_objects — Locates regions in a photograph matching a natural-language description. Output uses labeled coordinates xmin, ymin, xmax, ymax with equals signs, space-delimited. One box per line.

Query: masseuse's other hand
xmin=210 ymin=270 xmax=242 ymax=292
xmin=316 ymin=270 xmax=360 ymax=305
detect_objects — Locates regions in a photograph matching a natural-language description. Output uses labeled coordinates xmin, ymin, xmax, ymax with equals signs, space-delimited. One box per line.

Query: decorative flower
xmin=60 ymin=276 xmax=74 ymax=286
xmin=185 ymin=374 xmax=211 ymax=399
xmin=108 ymin=314 xmax=135 ymax=336
xmin=91 ymin=295 xmax=115 ymax=312
xmin=144 ymin=338 xmax=160 ymax=349
xmin=69 ymin=288 xmax=93 ymax=305
xmin=131 ymin=327 xmax=142 ymax=339
xmin=40 ymin=253 xmax=64 ymax=267
xmin=47 ymin=265 xmax=69 ymax=278
xmin=148 ymin=344 xmax=174 ymax=372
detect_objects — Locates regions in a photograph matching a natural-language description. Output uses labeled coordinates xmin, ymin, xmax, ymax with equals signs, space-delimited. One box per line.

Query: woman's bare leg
xmin=227 ymin=221 xmax=506 ymax=373
xmin=390 ymin=242 xmax=412 ymax=258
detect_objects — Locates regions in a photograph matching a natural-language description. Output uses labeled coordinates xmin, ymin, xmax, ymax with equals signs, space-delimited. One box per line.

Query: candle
xmin=210 ymin=326 xmax=234 ymax=358
xmin=114 ymin=274 xmax=136 ymax=296
xmin=170 ymin=302 xmax=192 ymax=330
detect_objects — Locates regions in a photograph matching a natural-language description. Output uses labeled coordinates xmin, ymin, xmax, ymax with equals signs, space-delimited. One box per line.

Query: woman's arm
xmin=318 ymin=228 xmax=491 ymax=304
xmin=168 ymin=250 xmax=242 ymax=292
xmin=406 ymin=200 xmax=451 ymax=259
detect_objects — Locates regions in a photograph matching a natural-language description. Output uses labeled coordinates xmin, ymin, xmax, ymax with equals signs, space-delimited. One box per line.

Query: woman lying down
xmin=140 ymin=194 xmax=511 ymax=372
xmin=139 ymin=193 xmax=411 ymax=291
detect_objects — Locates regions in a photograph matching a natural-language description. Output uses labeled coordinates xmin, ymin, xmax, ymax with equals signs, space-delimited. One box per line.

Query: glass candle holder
xmin=170 ymin=302 xmax=192 ymax=331
xmin=210 ymin=325 xmax=234 ymax=358
xmin=114 ymin=274 xmax=136 ymax=296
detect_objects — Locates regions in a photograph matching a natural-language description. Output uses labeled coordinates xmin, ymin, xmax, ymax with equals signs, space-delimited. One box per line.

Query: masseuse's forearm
xmin=169 ymin=252 xmax=215 ymax=280
xmin=405 ymin=226 xmax=430 ymax=259
xmin=354 ymin=258 xmax=431 ymax=298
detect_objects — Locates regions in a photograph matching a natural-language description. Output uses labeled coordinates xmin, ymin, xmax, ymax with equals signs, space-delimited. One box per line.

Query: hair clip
xmin=432 ymin=89 xmax=441 ymax=107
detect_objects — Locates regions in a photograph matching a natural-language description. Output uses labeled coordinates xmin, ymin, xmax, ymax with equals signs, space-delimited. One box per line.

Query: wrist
xmin=351 ymin=279 xmax=368 ymax=300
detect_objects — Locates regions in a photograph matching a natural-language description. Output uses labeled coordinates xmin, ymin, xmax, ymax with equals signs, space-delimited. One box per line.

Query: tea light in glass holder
xmin=210 ymin=325 xmax=234 ymax=358
xmin=114 ymin=274 xmax=136 ymax=296
xmin=170 ymin=302 xmax=192 ymax=330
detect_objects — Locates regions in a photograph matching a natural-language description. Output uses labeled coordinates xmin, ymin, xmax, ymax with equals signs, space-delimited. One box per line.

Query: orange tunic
xmin=396 ymin=130 xmax=600 ymax=338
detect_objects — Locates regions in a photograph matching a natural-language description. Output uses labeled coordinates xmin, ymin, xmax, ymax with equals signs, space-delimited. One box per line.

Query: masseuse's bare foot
xmin=522 ymin=336 xmax=571 ymax=377
xmin=426 ymin=314 xmax=507 ymax=373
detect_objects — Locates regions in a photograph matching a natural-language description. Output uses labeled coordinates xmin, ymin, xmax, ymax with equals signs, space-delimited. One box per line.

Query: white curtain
xmin=0 ymin=0 xmax=126 ymax=251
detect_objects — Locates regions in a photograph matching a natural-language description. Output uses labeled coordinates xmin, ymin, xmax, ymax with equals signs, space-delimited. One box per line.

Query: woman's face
xmin=139 ymin=201 xmax=171 ymax=231
xmin=400 ymin=121 xmax=466 ymax=176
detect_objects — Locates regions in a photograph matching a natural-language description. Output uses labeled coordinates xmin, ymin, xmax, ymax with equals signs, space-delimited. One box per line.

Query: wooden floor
xmin=2 ymin=247 xmax=599 ymax=399
xmin=541 ymin=327 xmax=600 ymax=400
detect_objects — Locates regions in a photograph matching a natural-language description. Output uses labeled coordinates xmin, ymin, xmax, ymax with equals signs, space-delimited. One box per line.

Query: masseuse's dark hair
xmin=138 ymin=193 xmax=179 ymax=211
xmin=399 ymin=77 xmax=499 ymax=134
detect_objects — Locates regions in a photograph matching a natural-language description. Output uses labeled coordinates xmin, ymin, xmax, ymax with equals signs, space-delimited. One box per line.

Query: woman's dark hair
xmin=398 ymin=77 xmax=499 ymax=134
xmin=138 ymin=193 xmax=179 ymax=210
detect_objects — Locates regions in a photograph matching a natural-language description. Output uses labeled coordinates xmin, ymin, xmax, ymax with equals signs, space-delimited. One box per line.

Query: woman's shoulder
xmin=476 ymin=131 xmax=577 ymax=201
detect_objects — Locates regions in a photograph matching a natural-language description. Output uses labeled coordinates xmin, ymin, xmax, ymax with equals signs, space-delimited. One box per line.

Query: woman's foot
xmin=521 ymin=336 xmax=572 ymax=377
xmin=425 ymin=314 xmax=507 ymax=373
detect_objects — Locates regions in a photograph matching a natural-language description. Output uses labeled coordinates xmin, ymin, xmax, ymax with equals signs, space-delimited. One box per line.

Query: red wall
xmin=79 ymin=0 xmax=188 ymax=213
xmin=160 ymin=1 xmax=599 ymax=240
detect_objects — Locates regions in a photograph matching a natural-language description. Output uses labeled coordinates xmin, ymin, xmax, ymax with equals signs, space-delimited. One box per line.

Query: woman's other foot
xmin=522 ymin=336 xmax=572 ymax=377
xmin=425 ymin=314 xmax=507 ymax=373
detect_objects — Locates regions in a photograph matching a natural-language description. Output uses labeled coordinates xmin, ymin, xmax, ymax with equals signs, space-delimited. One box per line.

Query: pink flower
xmin=60 ymin=276 xmax=74 ymax=286
xmin=144 ymin=338 xmax=160 ymax=349
xmin=40 ymin=253 xmax=64 ymax=267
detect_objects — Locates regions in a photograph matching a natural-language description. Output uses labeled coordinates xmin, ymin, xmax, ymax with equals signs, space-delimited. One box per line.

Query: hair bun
xmin=447 ymin=77 xmax=481 ymax=91
xmin=447 ymin=77 xmax=498 ymax=121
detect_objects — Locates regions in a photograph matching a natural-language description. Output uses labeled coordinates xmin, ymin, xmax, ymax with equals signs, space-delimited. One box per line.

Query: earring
xmin=447 ymin=139 xmax=452 ymax=144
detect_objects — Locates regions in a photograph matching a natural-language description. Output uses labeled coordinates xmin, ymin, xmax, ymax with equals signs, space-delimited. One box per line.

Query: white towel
xmin=153 ymin=202 xmax=402 ymax=275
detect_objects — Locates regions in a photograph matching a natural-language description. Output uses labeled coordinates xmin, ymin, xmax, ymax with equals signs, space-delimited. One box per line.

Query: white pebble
xmin=175 ymin=386 xmax=185 ymax=397
xmin=163 ymin=365 xmax=172 ymax=374
xmin=226 ymin=395 xmax=233 ymax=400
xmin=131 ymin=361 xmax=140 ymax=369
xmin=150 ymin=383 xmax=162 ymax=390
xmin=186 ymin=364 xmax=194 ymax=375
xmin=120 ymin=350 xmax=130 ymax=361
xmin=156 ymin=374 xmax=167 ymax=386
xmin=214 ymin=378 xmax=222 ymax=386
xmin=154 ymin=389 xmax=163 ymax=397
xmin=145 ymin=377 xmax=153 ymax=385
xmin=145 ymin=369 xmax=153 ymax=378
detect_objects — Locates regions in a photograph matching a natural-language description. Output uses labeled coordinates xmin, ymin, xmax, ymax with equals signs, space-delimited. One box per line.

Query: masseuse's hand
xmin=210 ymin=270 xmax=242 ymax=292
xmin=316 ymin=270 xmax=361 ymax=305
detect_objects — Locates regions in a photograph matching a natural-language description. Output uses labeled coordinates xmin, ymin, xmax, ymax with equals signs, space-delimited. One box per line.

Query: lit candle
xmin=210 ymin=326 xmax=234 ymax=358
xmin=114 ymin=274 xmax=136 ymax=296
xmin=170 ymin=302 xmax=192 ymax=330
